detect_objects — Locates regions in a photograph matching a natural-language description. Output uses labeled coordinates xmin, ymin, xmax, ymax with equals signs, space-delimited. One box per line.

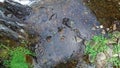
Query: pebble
xmin=118 ymin=2 xmax=120 ymax=5
xmin=105 ymin=48 xmax=113 ymax=57
xmin=100 ymin=25 xmax=103 ymax=28
xmin=7 ymin=14 xmax=12 ymax=18
xmin=96 ymin=52 xmax=106 ymax=68
xmin=106 ymin=28 xmax=110 ymax=31
xmin=76 ymin=37 xmax=82 ymax=43
xmin=96 ymin=52 xmax=106 ymax=61
xmin=113 ymin=52 xmax=120 ymax=58
xmin=84 ymin=11 xmax=89 ymax=15
xmin=91 ymin=27 xmax=96 ymax=30
xmin=101 ymin=29 xmax=106 ymax=34
xmin=96 ymin=26 xmax=99 ymax=29
xmin=20 ymin=29 xmax=25 ymax=33
xmin=113 ymin=24 xmax=117 ymax=30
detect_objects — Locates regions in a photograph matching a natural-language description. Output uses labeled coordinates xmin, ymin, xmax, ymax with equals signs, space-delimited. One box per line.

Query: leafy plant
xmin=0 ymin=44 xmax=33 ymax=68
xmin=85 ymin=34 xmax=120 ymax=67
xmin=108 ymin=31 xmax=120 ymax=67
xmin=108 ymin=44 xmax=120 ymax=67
xmin=9 ymin=46 xmax=32 ymax=68
xmin=85 ymin=35 xmax=108 ymax=62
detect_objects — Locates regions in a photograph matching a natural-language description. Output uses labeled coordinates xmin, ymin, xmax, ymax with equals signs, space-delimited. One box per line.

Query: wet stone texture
xmin=0 ymin=0 xmax=40 ymax=47
xmin=24 ymin=0 xmax=101 ymax=67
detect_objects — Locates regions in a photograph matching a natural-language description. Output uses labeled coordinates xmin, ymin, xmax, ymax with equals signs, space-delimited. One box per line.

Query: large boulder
xmin=24 ymin=0 xmax=101 ymax=67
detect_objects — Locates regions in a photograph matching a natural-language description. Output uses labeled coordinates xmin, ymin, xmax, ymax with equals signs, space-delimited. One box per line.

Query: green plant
xmin=0 ymin=44 xmax=33 ymax=68
xmin=108 ymin=31 xmax=120 ymax=67
xmin=85 ymin=34 xmax=120 ymax=67
xmin=85 ymin=35 xmax=108 ymax=62
xmin=9 ymin=46 xmax=32 ymax=68
xmin=108 ymin=44 xmax=120 ymax=67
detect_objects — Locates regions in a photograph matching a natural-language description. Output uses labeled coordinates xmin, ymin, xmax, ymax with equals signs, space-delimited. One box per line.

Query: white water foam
xmin=0 ymin=0 xmax=36 ymax=5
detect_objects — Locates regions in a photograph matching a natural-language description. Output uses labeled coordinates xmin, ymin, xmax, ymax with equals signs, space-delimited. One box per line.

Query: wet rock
xmin=4 ymin=0 xmax=32 ymax=20
xmin=0 ymin=24 xmax=22 ymax=40
xmin=99 ymin=25 xmax=103 ymax=29
xmin=114 ymin=21 xmax=120 ymax=31
xmin=0 ymin=9 xmax=27 ymax=41
xmin=0 ymin=1 xmax=39 ymax=45
xmin=24 ymin=0 xmax=101 ymax=67
xmin=113 ymin=24 xmax=117 ymax=30
xmin=95 ymin=52 xmax=106 ymax=68
xmin=75 ymin=37 xmax=83 ymax=43
xmin=91 ymin=27 xmax=96 ymax=30
xmin=101 ymin=29 xmax=106 ymax=34
xmin=0 ymin=0 xmax=101 ymax=67
xmin=105 ymin=48 xmax=113 ymax=57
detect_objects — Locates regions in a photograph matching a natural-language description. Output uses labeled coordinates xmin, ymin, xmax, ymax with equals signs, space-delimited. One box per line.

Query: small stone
xmin=91 ymin=27 xmax=96 ymax=30
xmin=96 ymin=26 xmax=99 ymax=28
xmin=76 ymin=37 xmax=82 ymax=43
xmin=113 ymin=24 xmax=117 ymax=30
xmin=18 ymin=35 xmax=23 ymax=38
xmin=96 ymin=52 xmax=106 ymax=61
xmin=101 ymin=30 xmax=106 ymax=34
xmin=118 ymin=2 xmax=120 ymax=5
xmin=84 ymin=11 xmax=89 ymax=14
xmin=105 ymin=48 xmax=113 ymax=57
xmin=96 ymin=52 xmax=106 ymax=68
xmin=113 ymin=54 xmax=118 ymax=57
xmin=118 ymin=53 xmax=120 ymax=58
xmin=100 ymin=25 xmax=103 ymax=28
xmin=7 ymin=14 xmax=12 ymax=17
xmin=20 ymin=29 xmax=25 ymax=33
xmin=106 ymin=28 xmax=110 ymax=31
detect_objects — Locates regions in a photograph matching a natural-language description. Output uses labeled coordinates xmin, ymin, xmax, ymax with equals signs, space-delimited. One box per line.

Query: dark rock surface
xmin=0 ymin=0 xmax=38 ymax=44
xmin=24 ymin=0 xmax=101 ymax=67
xmin=4 ymin=0 xmax=32 ymax=20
